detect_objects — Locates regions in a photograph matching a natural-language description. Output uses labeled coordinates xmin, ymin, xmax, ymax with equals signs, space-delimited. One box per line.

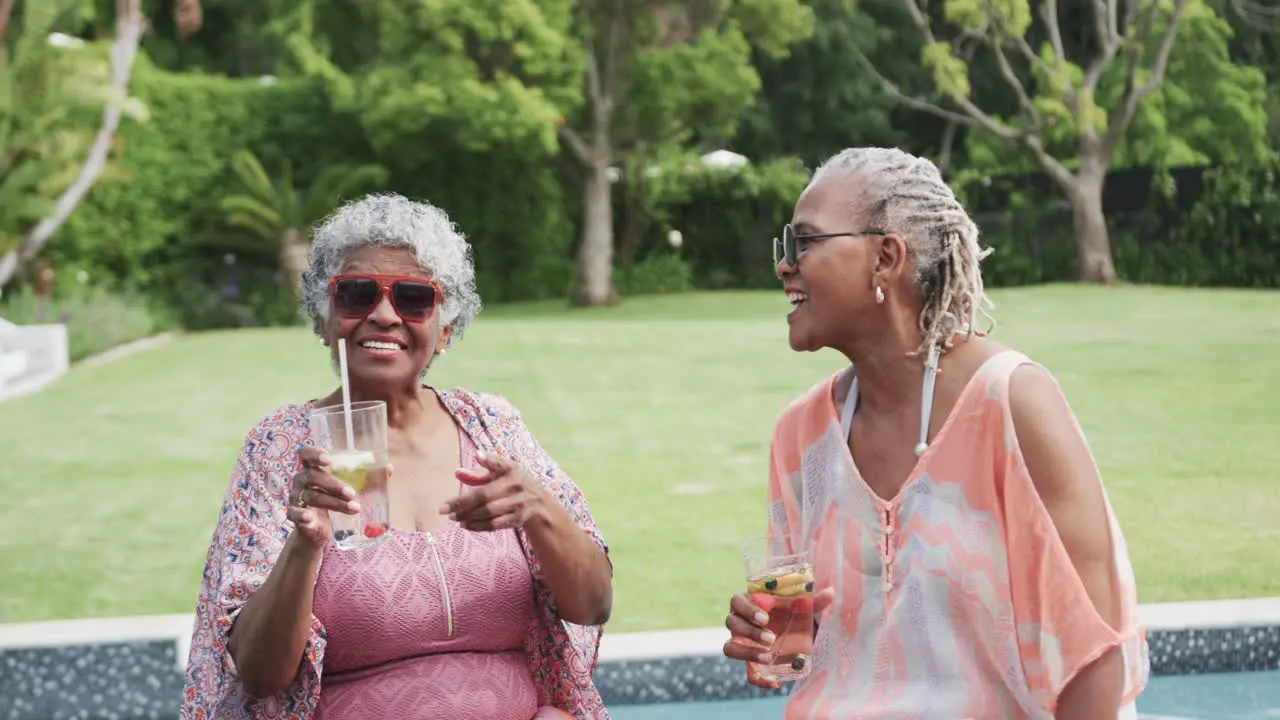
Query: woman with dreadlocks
xmin=721 ymin=148 xmax=1148 ymax=719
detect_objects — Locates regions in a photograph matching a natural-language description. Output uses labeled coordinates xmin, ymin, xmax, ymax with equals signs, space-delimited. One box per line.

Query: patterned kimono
xmin=180 ymin=388 xmax=610 ymax=720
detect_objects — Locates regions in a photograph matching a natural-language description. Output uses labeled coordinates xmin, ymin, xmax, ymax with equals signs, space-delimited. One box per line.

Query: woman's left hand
xmin=443 ymin=451 xmax=547 ymax=531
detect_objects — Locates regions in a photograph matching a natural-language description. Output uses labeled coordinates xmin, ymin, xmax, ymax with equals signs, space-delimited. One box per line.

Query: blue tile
xmin=0 ymin=625 xmax=1277 ymax=718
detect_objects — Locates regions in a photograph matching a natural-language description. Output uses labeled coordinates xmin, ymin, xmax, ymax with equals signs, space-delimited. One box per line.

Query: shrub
xmin=615 ymin=253 xmax=695 ymax=295
xmin=1119 ymin=160 xmax=1280 ymax=287
xmin=619 ymin=153 xmax=809 ymax=290
xmin=955 ymin=162 xmax=1280 ymax=289
xmin=0 ymin=284 xmax=171 ymax=363
xmin=46 ymin=56 xmax=365 ymax=297
xmin=44 ymin=55 xmax=578 ymax=321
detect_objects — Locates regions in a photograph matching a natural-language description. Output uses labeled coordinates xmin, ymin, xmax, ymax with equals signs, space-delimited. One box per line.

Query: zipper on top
xmin=425 ymin=531 xmax=455 ymax=637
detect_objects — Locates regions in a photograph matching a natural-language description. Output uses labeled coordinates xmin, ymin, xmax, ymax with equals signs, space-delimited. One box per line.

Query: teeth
xmin=786 ymin=291 xmax=807 ymax=307
xmin=360 ymin=341 xmax=401 ymax=351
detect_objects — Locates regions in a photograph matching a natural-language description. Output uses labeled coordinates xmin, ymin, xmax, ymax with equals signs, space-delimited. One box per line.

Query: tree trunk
xmin=0 ymin=0 xmax=145 ymax=289
xmin=937 ymin=118 xmax=959 ymax=177
xmin=571 ymin=158 xmax=619 ymax=307
xmin=279 ymin=228 xmax=309 ymax=297
xmin=616 ymin=162 xmax=646 ymax=267
xmin=1067 ymin=171 xmax=1119 ymax=284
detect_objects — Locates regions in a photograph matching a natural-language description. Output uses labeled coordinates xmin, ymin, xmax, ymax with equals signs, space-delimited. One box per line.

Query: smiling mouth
xmin=785 ymin=290 xmax=808 ymax=310
xmin=358 ymin=340 xmax=406 ymax=351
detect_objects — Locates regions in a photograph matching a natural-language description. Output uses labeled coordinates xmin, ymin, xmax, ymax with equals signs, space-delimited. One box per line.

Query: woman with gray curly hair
xmin=181 ymin=193 xmax=613 ymax=720
xmin=722 ymin=148 xmax=1148 ymax=718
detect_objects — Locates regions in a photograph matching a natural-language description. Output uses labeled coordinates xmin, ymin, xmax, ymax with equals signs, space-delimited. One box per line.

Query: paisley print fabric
xmin=180 ymin=388 xmax=610 ymax=720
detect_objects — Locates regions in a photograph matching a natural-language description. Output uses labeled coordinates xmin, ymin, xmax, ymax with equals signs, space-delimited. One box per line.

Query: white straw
xmin=337 ymin=338 xmax=355 ymax=451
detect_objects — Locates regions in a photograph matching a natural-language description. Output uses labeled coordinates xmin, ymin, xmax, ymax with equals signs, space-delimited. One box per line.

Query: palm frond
xmin=301 ymin=164 xmax=389 ymax=223
xmin=226 ymin=149 xmax=280 ymax=204
xmin=219 ymin=194 xmax=284 ymax=240
xmin=224 ymin=212 xmax=283 ymax=242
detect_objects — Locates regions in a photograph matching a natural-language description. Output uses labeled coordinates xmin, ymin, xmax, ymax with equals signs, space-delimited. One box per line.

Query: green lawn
xmin=1 ymin=285 xmax=1278 ymax=632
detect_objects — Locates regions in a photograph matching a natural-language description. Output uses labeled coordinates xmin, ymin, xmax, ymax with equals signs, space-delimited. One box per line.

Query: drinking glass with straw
xmin=308 ymin=338 xmax=392 ymax=550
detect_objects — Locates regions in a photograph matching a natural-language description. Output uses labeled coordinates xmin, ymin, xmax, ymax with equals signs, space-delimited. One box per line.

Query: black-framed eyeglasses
xmin=772 ymin=224 xmax=886 ymax=267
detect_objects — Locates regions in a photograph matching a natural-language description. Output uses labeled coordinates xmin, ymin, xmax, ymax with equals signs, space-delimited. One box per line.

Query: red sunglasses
xmin=327 ymin=274 xmax=441 ymax=322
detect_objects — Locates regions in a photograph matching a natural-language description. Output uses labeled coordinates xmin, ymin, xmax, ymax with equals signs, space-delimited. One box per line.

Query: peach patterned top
xmin=767 ymin=351 xmax=1148 ymax=719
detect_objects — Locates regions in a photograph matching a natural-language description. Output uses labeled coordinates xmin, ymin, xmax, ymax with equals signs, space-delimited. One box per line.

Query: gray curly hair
xmin=809 ymin=147 xmax=995 ymax=356
xmin=300 ymin=193 xmax=483 ymax=347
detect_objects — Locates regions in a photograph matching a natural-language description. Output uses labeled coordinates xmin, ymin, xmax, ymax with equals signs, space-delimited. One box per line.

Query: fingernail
xmin=318 ymin=452 xmax=331 ymax=465
xmin=342 ymin=485 xmax=356 ymax=499
xmin=760 ymin=631 xmax=776 ymax=644
xmin=754 ymin=612 xmax=769 ymax=625
xmin=476 ymin=450 xmax=487 ymax=461
xmin=347 ymin=501 xmax=361 ymax=513
xmin=438 ymin=503 xmax=451 ymax=514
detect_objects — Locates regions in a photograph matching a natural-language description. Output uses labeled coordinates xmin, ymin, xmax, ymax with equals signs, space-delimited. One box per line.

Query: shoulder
xmin=1005 ymin=358 xmax=1126 ymax=635
xmin=439 ymin=386 xmax=523 ymax=423
xmin=1006 ymin=360 xmax=1097 ymax=502
xmin=779 ymin=371 xmax=839 ymax=427
xmin=770 ymin=371 xmax=840 ymax=446
xmin=240 ymin=402 xmax=314 ymax=460
xmin=1007 ymin=362 xmax=1077 ymax=455
xmin=1007 ymin=361 xmax=1066 ymax=416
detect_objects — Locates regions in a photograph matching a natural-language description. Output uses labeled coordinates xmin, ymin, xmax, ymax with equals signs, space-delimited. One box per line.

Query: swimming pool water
xmin=607 ymin=670 xmax=1280 ymax=719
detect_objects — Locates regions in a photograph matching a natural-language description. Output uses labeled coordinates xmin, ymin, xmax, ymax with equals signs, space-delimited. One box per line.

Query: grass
xmin=1 ymin=285 xmax=1278 ymax=633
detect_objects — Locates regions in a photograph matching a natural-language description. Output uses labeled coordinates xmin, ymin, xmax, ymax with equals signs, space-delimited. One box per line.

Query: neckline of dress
xmin=827 ymin=349 xmax=1021 ymax=506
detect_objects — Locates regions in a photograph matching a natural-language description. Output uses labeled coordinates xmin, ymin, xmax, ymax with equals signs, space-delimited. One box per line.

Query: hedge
xmin=37 ymin=57 xmax=1278 ymax=331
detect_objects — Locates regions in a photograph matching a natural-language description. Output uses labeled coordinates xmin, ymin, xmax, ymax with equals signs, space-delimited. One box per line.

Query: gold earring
xmin=875 ymin=286 xmax=885 ymax=304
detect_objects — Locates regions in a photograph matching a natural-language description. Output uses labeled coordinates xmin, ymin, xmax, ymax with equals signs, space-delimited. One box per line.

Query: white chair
xmin=0 ymin=314 xmax=68 ymax=402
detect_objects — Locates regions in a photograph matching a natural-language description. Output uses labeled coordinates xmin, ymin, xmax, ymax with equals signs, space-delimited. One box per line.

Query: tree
xmin=217 ymin=149 xmax=388 ymax=296
xmin=734 ymin=0 xmax=931 ymax=167
xmin=960 ymin=2 xmax=1268 ymax=174
xmin=560 ymin=0 xmax=814 ymax=306
xmin=0 ymin=0 xmax=168 ymax=289
xmin=270 ymin=0 xmax=581 ymax=162
xmin=1210 ymin=0 xmax=1280 ymax=149
xmin=850 ymin=0 xmax=1197 ymax=283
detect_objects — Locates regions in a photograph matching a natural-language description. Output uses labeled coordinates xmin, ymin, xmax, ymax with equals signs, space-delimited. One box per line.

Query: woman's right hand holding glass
xmin=723 ymin=591 xmax=783 ymax=689
xmin=286 ymin=446 xmax=360 ymax=549
xmin=722 ymin=588 xmax=835 ymax=690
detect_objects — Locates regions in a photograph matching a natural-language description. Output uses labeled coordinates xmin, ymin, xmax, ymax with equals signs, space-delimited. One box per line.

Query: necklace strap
xmin=839 ymin=343 xmax=942 ymax=458
xmin=840 ymin=372 xmax=859 ymax=440
xmin=916 ymin=344 xmax=941 ymax=457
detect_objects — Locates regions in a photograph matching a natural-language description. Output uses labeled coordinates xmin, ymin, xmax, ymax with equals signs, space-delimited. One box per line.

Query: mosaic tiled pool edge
xmin=593 ymin=625 xmax=1280 ymax=706
xmin=0 ymin=625 xmax=1277 ymax=719
xmin=0 ymin=640 xmax=181 ymax=720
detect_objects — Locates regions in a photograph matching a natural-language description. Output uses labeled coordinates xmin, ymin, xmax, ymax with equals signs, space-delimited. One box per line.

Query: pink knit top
xmin=311 ymin=426 xmax=540 ymax=719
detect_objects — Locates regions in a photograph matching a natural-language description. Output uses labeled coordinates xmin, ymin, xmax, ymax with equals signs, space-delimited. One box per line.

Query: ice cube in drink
xmin=747 ymin=563 xmax=816 ymax=682
xmin=327 ymin=449 xmax=390 ymax=550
